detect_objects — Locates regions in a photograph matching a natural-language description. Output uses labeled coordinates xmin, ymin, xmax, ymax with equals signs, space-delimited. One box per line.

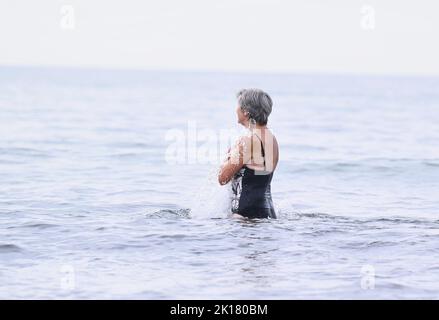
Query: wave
xmin=0 ymin=244 xmax=23 ymax=253
xmin=287 ymin=158 xmax=439 ymax=174
xmin=7 ymin=223 xmax=59 ymax=230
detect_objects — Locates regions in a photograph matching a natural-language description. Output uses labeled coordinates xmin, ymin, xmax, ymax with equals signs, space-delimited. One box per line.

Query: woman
xmin=218 ymin=88 xmax=279 ymax=219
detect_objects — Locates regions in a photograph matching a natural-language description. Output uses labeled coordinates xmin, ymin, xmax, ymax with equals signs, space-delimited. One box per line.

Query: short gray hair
xmin=236 ymin=88 xmax=273 ymax=125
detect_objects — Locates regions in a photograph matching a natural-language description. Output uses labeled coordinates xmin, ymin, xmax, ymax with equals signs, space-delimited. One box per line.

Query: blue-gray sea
xmin=1 ymin=66 xmax=439 ymax=299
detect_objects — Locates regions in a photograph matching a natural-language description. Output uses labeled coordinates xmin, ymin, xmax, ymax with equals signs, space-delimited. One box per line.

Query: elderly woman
xmin=218 ymin=88 xmax=279 ymax=219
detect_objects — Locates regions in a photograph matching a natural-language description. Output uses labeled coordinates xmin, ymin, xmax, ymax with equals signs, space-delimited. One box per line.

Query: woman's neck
xmin=247 ymin=123 xmax=267 ymax=131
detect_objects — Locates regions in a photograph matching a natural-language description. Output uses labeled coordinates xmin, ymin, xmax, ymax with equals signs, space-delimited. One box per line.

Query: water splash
xmin=273 ymin=198 xmax=300 ymax=219
xmin=190 ymin=167 xmax=230 ymax=219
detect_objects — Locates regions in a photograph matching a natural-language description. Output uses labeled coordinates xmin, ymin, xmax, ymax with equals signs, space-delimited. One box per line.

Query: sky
xmin=0 ymin=0 xmax=438 ymax=75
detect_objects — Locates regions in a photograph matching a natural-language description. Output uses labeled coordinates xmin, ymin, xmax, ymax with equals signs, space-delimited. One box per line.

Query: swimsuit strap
xmin=250 ymin=133 xmax=266 ymax=170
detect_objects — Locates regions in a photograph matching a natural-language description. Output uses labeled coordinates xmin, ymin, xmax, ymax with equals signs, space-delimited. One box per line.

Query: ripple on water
xmin=0 ymin=244 xmax=23 ymax=253
xmin=7 ymin=223 xmax=59 ymax=230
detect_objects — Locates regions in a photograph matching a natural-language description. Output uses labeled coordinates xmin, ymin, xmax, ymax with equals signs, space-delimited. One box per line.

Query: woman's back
xmin=245 ymin=128 xmax=279 ymax=173
xmin=230 ymin=129 xmax=278 ymax=219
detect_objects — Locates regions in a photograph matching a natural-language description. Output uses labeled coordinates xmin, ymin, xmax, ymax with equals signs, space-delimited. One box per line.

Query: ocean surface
xmin=1 ymin=66 xmax=439 ymax=299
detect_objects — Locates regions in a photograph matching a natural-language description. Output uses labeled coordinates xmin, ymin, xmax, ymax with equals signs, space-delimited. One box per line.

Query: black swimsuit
xmin=230 ymin=134 xmax=276 ymax=219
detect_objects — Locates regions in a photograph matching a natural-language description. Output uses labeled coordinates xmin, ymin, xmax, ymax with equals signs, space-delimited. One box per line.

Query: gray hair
xmin=236 ymin=88 xmax=273 ymax=125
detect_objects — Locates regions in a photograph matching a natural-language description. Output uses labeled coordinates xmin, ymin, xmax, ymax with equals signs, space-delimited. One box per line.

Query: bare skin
xmin=218 ymin=105 xmax=279 ymax=219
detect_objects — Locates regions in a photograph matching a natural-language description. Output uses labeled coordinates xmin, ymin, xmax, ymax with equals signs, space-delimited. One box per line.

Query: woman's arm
xmin=218 ymin=136 xmax=249 ymax=185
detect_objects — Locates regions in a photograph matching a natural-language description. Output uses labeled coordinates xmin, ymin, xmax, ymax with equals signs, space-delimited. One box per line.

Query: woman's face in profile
xmin=236 ymin=105 xmax=248 ymax=125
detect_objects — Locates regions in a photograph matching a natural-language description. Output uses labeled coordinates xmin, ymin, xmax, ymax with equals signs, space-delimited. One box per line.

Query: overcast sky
xmin=1 ymin=0 xmax=438 ymax=75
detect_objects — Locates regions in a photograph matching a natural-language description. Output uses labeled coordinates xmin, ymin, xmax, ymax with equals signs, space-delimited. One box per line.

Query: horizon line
xmin=1 ymin=63 xmax=439 ymax=79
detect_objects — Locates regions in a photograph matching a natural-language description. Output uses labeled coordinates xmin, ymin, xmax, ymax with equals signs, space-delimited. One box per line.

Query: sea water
xmin=1 ymin=66 xmax=439 ymax=299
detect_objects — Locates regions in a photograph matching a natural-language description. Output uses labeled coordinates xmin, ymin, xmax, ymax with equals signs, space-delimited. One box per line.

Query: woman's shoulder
xmin=233 ymin=133 xmax=252 ymax=148
xmin=233 ymin=129 xmax=278 ymax=153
